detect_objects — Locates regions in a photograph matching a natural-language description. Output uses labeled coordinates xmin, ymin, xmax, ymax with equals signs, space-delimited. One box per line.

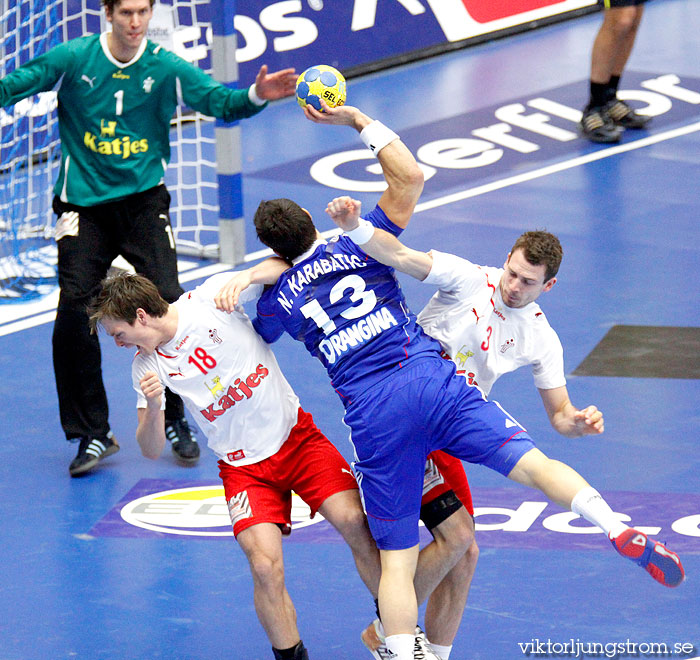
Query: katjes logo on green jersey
xmin=83 ymin=119 xmax=148 ymax=159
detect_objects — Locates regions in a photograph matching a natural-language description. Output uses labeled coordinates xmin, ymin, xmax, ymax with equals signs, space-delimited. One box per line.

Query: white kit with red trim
xmin=418 ymin=250 xmax=566 ymax=395
xmin=132 ymin=274 xmax=299 ymax=466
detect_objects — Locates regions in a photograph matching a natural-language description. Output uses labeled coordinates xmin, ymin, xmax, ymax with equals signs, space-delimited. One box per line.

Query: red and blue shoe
xmin=610 ymin=528 xmax=685 ymax=588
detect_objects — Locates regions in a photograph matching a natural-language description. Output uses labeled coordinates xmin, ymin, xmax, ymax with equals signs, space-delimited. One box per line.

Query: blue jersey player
xmin=220 ymin=102 xmax=684 ymax=660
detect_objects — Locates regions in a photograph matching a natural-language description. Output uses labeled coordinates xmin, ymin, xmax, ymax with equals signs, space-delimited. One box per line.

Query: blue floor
xmin=1 ymin=1 xmax=698 ymax=658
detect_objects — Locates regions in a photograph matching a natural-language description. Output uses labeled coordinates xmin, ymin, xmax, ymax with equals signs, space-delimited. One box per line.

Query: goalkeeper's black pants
xmin=52 ymin=185 xmax=185 ymax=441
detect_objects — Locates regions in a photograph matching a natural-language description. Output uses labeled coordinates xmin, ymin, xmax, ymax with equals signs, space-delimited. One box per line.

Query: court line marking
xmin=0 ymin=262 xmax=233 ymax=338
xmin=2 ymin=120 xmax=699 ymax=338
xmin=412 ymin=120 xmax=700 ymax=212
xmin=245 ymin=120 xmax=700 ymax=258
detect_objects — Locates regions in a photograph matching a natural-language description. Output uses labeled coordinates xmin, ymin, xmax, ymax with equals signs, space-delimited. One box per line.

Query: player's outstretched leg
xmin=508 ymin=450 xmax=686 ymax=589
xmin=610 ymin=528 xmax=685 ymax=588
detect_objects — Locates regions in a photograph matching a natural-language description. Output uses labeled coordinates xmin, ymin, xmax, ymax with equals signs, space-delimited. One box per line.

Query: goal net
xmin=0 ymin=0 xmax=223 ymax=303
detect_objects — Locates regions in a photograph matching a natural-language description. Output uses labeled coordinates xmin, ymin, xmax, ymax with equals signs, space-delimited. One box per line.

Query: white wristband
xmin=344 ymin=219 xmax=375 ymax=245
xmin=248 ymin=84 xmax=266 ymax=106
xmin=360 ymin=120 xmax=399 ymax=156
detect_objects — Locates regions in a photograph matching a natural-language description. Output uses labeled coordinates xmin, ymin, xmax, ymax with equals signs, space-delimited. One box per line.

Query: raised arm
xmin=252 ymin=64 xmax=297 ymax=101
xmin=305 ymin=101 xmax=424 ymax=228
xmin=538 ymin=385 xmax=604 ymax=438
xmin=326 ymin=196 xmax=433 ymax=280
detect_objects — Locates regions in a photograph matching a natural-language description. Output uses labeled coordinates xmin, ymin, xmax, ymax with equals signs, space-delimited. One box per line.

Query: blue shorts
xmin=344 ymin=357 xmax=535 ymax=550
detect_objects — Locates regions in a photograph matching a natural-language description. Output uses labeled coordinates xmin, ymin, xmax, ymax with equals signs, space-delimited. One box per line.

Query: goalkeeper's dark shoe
xmin=69 ymin=432 xmax=120 ymax=477
xmin=580 ymin=105 xmax=623 ymax=143
xmin=610 ymin=528 xmax=685 ymax=587
xmin=603 ymin=99 xmax=652 ymax=129
xmin=165 ymin=416 xmax=200 ymax=464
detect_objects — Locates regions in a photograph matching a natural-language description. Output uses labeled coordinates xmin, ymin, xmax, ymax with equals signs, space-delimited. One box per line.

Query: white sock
xmin=429 ymin=642 xmax=453 ymax=659
xmin=570 ymin=486 xmax=628 ymax=538
xmin=386 ymin=634 xmax=415 ymax=660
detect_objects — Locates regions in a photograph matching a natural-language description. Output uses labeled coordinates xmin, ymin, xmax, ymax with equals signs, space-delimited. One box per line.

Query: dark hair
xmin=102 ymin=0 xmax=155 ymax=14
xmin=510 ymin=230 xmax=563 ymax=282
xmin=253 ymin=199 xmax=317 ymax=261
xmin=88 ymin=272 xmax=168 ymax=333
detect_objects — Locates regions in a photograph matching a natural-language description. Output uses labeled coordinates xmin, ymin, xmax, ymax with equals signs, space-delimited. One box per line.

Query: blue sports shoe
xmin=610 ymin=528 xmax=685 ymax=588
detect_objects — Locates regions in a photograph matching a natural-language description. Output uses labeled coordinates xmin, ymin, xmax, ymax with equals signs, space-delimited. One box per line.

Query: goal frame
xmin=0 ymin=0 xmax=243 ymax=307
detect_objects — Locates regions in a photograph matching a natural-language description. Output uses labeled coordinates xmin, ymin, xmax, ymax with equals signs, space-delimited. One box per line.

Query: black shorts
xmin=599 ymin=0 xmax=648 ymax=7
xmin=53 ymin=184 xmax=183 ymax=307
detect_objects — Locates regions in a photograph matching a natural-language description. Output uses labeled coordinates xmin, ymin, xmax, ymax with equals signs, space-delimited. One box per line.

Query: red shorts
xmin=218 ymin=407 xmax=358 ymax=538
xmin=421 ymin=450 xmax=474 ymax=516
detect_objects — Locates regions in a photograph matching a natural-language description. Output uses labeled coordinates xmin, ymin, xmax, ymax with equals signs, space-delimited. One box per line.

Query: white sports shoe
xmin=361 ymin=620 xmax=440 ymax=660
xmin=361 ymin=619 xmax=396 ymax=659
xmin=414 ymin=627 xmax=441 ymax=660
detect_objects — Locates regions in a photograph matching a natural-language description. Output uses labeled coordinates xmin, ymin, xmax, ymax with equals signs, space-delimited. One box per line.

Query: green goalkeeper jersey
xmin=0 ymin=33 xmax=266 ymax=206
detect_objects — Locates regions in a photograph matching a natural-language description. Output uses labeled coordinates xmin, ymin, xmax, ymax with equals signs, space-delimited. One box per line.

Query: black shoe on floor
xmin=580 ymin=105 xmax=624 ymax=143
xmin=69 ymin=432 xmax=120 ymax=477
xmin=603 ymin=98 xmax=652 ymax=129
xmin=165 ymin=417 xmax=200 ymax=464
xmin=273 ymin=641 xmax=309 ymax=660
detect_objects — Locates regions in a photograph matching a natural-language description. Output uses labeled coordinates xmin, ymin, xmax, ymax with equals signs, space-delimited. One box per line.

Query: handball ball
xmin=296 ymin=65 xmax=346 ymax=111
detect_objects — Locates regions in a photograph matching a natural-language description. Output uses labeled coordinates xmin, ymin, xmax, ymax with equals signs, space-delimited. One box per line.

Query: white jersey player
xmin=417 ymin=235 xmax=603 ymax=438
xmin=340 ymin=226 xmax=604 ymax=438
xmin=88 ymin=271 xmax=381 ymax=660
xmin=418 ymin=250 xmax=565 ymax=397
xmin=129 ymin=274 xmax=299 ymax=466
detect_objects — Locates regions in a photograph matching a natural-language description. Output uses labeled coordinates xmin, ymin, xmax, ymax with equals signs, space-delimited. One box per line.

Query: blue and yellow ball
xmin=295 ymin=65 xmax=346 ymax=111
